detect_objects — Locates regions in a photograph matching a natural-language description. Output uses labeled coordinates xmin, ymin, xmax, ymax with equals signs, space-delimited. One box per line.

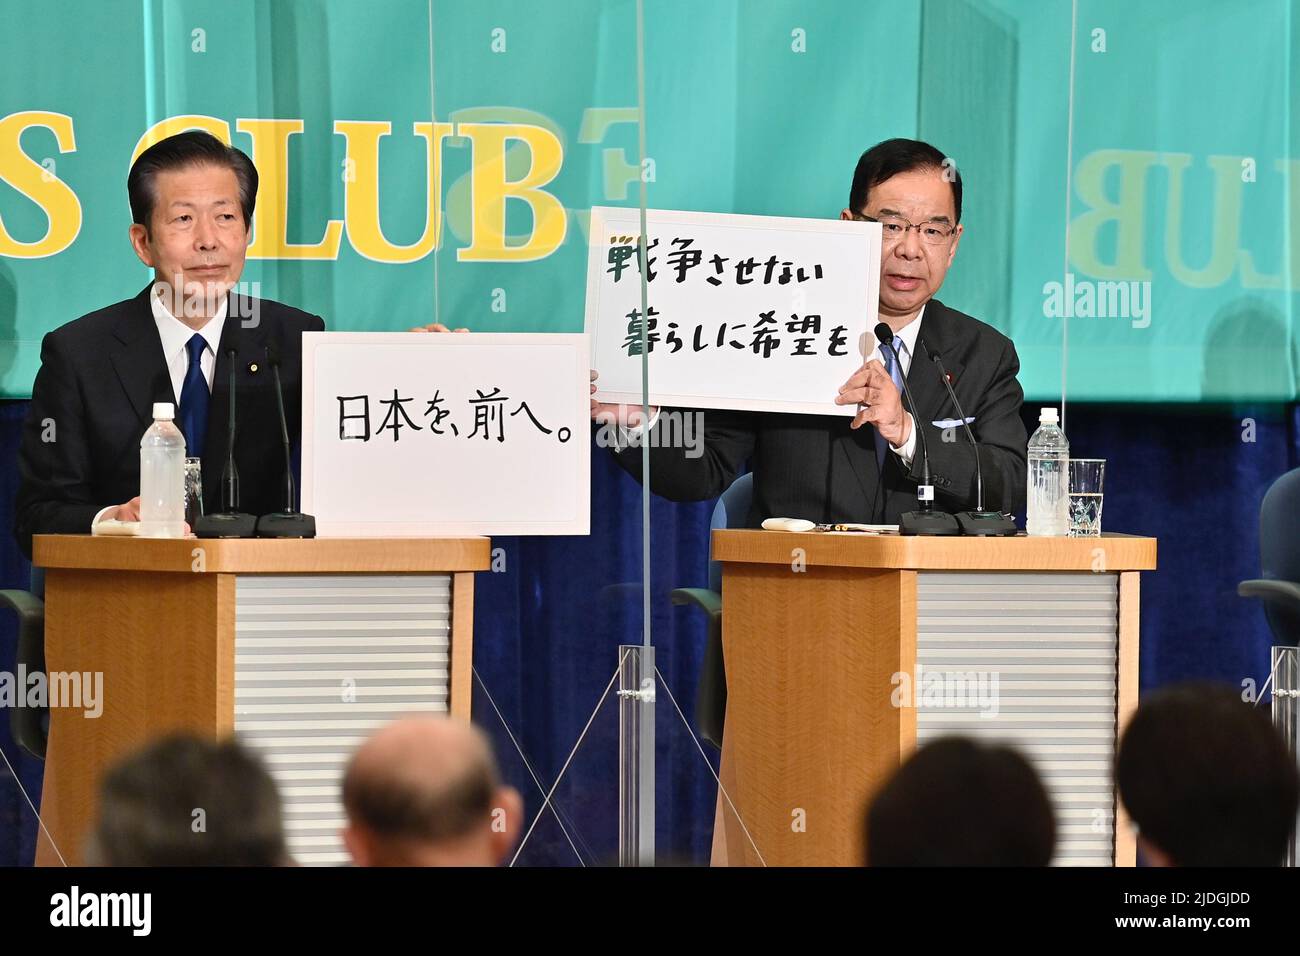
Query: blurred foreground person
xmin=866 ymin=736 xmax=1055 ymax=866
xmin=1117 ymin=682 xmax=1299 ymax=866
xmin=343 ymin=716 xmax=522 ymax=867
xmin=88 ymin=734 xmax=290 ymax=866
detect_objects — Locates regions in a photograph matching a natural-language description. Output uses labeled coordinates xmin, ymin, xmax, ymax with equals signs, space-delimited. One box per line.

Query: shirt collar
xmin=150 ymin=283 xmax=228 ymax=361
xmin=876 ymin=303 xmax=926 ymax=360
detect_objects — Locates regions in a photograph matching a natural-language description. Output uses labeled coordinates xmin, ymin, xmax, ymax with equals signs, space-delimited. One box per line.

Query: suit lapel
xmin=109 ymin=284 xmax=174 ymax=429
xmin=907 ymin=301 xmax=966 ymax=426
xmin=836 ymin=414 xmax=880 ymax=513
xmin=831 ymin=300 xmax=969 ymax=519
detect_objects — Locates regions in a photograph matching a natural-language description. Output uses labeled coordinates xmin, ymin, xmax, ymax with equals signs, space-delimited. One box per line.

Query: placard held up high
xmin=586 ymin=207 xmax=881 ymax=416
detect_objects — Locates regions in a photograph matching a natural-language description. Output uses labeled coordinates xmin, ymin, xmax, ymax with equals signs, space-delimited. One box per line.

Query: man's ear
xmin=1137 ymin=833 xmax=1173 ymax=867
xmin=128 ymin=223 xmax=155 ymax=269
xmin=839 ymin=208 xmax=853 ymax=221
xmin=945 ymin=223 xmax=964 ymax=267
xmin=491 ymin=786 xmax=525 ymax=865
xmin=341 ymin=822 xmax=372 ymax=867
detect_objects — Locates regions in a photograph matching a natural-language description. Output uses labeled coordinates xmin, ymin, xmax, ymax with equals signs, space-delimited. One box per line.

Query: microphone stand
xmin=255 ymin=343 xmax=316 ymax=538
xmin=874 ymin=323 xmax=958 ymax=536
xmin=922 ymin=337 xmax=1018 ymax=536
xmin=195 ymin=345 xmax=256 ymax=538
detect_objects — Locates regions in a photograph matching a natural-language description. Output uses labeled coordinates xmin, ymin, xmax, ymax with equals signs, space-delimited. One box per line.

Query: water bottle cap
xmin=1039 ymin=407 xmax=1059 ymax=424
xmin=152 ymin=402 xmax=175 ymax=420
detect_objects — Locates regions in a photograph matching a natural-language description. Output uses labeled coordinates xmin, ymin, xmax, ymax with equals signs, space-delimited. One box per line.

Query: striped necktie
xmin=875 ymin=336 xmax=906 ymax=472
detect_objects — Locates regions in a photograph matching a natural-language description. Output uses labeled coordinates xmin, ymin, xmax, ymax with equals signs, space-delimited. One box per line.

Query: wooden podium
xmin=31 ymin=534 xmax=490 ymax=867
xmin=709 ymin=530 xmax=1157 ymax=868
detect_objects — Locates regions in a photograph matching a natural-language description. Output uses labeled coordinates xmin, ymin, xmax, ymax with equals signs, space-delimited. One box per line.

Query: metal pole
xmin=1271 ymin=645 xmax=1298 ymax=867
xmin=617 ymin=644 xmax=655 ymax=866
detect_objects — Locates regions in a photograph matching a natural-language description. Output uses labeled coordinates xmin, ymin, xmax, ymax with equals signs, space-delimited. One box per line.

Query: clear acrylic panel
xmin=635 ymin=0 xmax=1111 ymax=868
xmin=431 ymin=0 xmax=653 ymax=866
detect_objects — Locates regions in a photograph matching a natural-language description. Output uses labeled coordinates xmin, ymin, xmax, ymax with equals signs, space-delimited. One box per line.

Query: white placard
xmin=585 ymin=207 xmax=881 ymax=416
xmin=301 ymin=332 xmax=589 ymax=536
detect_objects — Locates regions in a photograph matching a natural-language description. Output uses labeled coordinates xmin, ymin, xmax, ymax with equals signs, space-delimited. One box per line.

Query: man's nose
xmin=895 ymin=227 xmax=924 ymax=259
xmin=193 ymin=218 xmax=217 ymax=250
xmin=894 ymin=230 xmax=925 ymax=260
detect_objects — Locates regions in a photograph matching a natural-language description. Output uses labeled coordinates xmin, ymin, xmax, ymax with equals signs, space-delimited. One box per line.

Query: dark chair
xmin=671 ymin=472 xmax=753 ymax=748
xmin=0 ymin=567 xmax=47 ymax=759
xmin=1239 ymin=466 xmax=1300 ymax=645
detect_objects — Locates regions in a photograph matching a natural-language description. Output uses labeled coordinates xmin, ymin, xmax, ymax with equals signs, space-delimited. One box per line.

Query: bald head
xmin=342 ymin=717 xmax=521 ymax=866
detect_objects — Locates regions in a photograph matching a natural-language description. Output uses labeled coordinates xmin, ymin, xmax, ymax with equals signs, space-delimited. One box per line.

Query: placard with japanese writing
xmin=585 ymin=207 xmax=881 ymax=416
xmin=301 ymin=332 xmax=590 ymax=536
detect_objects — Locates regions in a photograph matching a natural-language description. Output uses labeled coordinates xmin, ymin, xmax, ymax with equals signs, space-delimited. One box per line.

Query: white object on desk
xmin=761 ymin=517 xmax=817 ymax=532
xmin=92 ymin=519 xmax=140 ymax=536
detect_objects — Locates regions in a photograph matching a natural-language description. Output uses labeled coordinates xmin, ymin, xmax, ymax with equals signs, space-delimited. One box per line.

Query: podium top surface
xmin=712 ymin=529 xmax=1156 ymax=572
xmin=33 ymin=535 xmax=493 ymax=574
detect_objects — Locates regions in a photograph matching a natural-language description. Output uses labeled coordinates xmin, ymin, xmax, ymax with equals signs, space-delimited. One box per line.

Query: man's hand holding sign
xmin=836 ymin=359 xmax=910 ymax=444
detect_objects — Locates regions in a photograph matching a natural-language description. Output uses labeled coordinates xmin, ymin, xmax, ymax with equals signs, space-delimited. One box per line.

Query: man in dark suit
xmin=592 ymin=138 xmax=1027 ymax=522
xmin=14 ymin=131 xmax=322 ymax=559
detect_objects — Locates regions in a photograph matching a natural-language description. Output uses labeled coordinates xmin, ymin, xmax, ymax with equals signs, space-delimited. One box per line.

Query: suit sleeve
xmin=607 ymin=406 xmax=757 ymax=503
xmin=13 ymin=332 xmax=104 ymax=560
xmin=905 ymin=336 xmax=1028 ymax=514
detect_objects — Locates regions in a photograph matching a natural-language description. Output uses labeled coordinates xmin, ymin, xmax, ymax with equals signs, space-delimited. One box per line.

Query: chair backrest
xmin=1260 ymin=466 xmax=1300 ymax=640
xmin=708 ymin=472 xmax=753 ymax=593
xmin=30 ymin=565 xmax=45 ymax=601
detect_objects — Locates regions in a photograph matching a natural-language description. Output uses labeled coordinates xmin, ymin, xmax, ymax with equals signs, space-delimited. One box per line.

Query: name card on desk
xmin=585 ymin=206 xmax=881 ymax=416
xmin=302 ymin=332 xmax=589 ymax=536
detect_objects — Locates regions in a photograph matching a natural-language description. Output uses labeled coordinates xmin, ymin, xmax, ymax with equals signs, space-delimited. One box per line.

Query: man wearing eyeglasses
xmin=595 ymin=137 xmax=1028 ymax=525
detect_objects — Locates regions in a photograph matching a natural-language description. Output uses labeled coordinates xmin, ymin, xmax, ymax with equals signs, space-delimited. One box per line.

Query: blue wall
xmin=2 ymin=398 xmax=1298 ymax=865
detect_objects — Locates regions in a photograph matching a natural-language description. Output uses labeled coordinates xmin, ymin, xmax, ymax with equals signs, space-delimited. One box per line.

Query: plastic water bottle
xmin=1026 ymin=407 xmax=1069 ymax=536
xmin=139 ymin=402 xmax=187 ymax=538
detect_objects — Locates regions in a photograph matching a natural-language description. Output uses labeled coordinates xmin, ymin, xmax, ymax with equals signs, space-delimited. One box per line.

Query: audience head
xmin=1117 ymin=682 xmax=1299 ymax=866
xmin=88 ymin=733 xmax=289 ymax=866
xmin=342 ymin=716 xmax=522 ymax=867
xmin=866 ymin=736 xmax=1055 ymax=866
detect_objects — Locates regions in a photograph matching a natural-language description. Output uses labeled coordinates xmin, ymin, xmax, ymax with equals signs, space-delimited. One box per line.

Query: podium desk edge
xmin=32 ymin=535 xmax=493 ymax=574
xmin=711 ymin=529 xmax=1156 ymax=572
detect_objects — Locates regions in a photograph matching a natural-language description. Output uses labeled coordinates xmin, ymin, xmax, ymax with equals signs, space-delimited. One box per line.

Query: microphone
xmin=195 ymin=339 xmax=257 ymax=538
xmin=920 ymin=337 xmax=1017 ymax=536
xmin=874 ymin=322 xmax=957 ymax=536
xmin=255 ymin=342 xmax=316 ymax=538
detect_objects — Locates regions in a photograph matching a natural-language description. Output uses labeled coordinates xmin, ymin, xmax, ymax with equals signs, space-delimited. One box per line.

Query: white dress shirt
xmin=151 ymin=283 xmax=228 ymax=401
xmin=91 ymin=286 xmax=228 ymax=527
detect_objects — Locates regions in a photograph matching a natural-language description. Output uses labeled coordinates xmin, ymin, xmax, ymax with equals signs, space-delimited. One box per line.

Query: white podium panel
xmin=916 ymin=572 xmax=1119 ymax=866
xmin=234 ymin=574 xmax=454 ymax=866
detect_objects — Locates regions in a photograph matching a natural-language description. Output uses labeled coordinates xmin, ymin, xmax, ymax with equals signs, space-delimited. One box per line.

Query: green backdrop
xmin=1 ymin=0 xmax=1296 ymax=401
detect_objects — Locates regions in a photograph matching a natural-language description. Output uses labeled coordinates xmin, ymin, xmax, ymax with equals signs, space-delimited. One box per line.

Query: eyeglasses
xmin=851 ymin=212 xmax=956 ymax=245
